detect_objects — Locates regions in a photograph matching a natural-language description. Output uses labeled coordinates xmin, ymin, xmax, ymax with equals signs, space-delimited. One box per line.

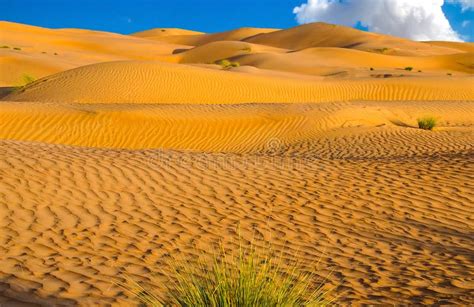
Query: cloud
xmin=293 ymin=0 xmax=463 ymax=42
xmin=447 ymin=0 xmax=474 ymax=11
xmin=462 ymin=20 xmax=471 ymax=27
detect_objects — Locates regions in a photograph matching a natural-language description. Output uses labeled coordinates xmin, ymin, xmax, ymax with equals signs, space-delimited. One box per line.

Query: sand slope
xmin=245 ymin=23 xmax=467 ymax=56
xmin=133 ymin=27 xmax=278 ymax=46
xmin=0 ymin=21 xmax=185 ymax=86
xmin=0 ymin=101 xmax=473 ymax=150
xmin=4 ymin=61 xmax=474 ymax=104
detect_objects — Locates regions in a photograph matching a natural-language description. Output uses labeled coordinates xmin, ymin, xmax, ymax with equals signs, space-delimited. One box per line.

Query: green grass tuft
xmin=417 ymin=117 xmax=437 ymax=130
xmin=119 ymin=240 xmax=334 ymax=306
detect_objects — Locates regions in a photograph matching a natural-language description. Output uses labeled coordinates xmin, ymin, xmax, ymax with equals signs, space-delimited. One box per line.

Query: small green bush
xmin=404 ymin=67 xmax=413 ymax=71
xmin=417 ymin=117 xmax=437 ymax=130
xmin=216 ymin=59 xmax=240 ymax=69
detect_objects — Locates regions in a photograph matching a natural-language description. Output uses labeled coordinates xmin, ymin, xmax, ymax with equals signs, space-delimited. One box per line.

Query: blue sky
xmin=0 ymin=0 xmax=472 ymax=41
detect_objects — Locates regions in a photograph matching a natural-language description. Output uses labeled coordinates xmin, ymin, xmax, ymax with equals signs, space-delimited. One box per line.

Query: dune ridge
xmin=0 ymin=101 xmax=473 ymax=151
xmin=5 ymin=61 xmax=473 ymax=104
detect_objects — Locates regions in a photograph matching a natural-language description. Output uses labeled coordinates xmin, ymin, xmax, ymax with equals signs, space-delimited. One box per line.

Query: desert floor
xmin=0 ymin=21 xmax=473 ymax=305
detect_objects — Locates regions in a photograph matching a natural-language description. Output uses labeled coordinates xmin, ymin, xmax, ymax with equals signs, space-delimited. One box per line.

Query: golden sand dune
xmin=428 ymin=41 xmax=474 ymax=53
xmin=230 ymin=48 xmax=474 ymax=76
xmin=4 ymin=61 xmax=474 ymax=104
xmin=176 ymin=41 xmax=286 ymax=64
xmin=0 ymin=21 xmax=186 ymax=85
xmin=245 ymin=22 xmax=467 ymax=56
xmin=1 ymin=101 xmax=473 ymax=151
xmin=132 ymin=27 xmax=204 ymax=38
xmin=133 ymin=27 xmax=278 ymax=46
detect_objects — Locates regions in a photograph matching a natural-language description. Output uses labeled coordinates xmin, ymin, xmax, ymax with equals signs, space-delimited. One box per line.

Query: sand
xmin=0 ymin=21 xmax=473 ymax=305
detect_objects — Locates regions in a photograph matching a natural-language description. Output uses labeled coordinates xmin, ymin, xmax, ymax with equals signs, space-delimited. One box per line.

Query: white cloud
xmin=462 ymin=20 xmax=471 ymax=27
xmin=447 ymin=0 xmax=474 ymax=11
xmin=293 ymin=0 xmax=463 ymax=42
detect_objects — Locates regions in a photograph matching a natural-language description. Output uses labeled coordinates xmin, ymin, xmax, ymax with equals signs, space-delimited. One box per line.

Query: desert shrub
xmin=370 ymin=67 xmax=374 ymax=71
xmin=120 ymin=241 xmax=333 ymax=306
xmin=404 ymin=67 xmax=413 ymax=71
xmin=374 ymin=47 xmax=390 ymax=54
xmin=13 ymin=74 xmax=36 ymax=92
xmin=242 ymin=46 xmax=252 ymax=52
xmin=22 ymin=74 xmax=36 ymax=85
xmin=0 ymin=45 xmax=9 ymax=48
xmin=216 ymin=59 xmax=240 ymax=69
xmin=417 ymin=117 xmax=437 ymax=130
xmin=13 ymin=47 xmax=21 ymax=50
xmin=447 ymin=73 xmax=452 ymax=76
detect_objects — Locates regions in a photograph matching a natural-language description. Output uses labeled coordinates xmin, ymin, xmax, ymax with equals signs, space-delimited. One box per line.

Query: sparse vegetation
xmin=120 ymin=240 xmax=333 ymax=306
xmin=417 ymin=117 xmax=437 ymax=130
xmin=216 ymin=59 xmax=240 ymax=69
xmin=370 ymin=67 xmax=374 ymax=71
xmin=404 ymin=67 xmax=413 ymax=71
xmin=447 ymin=73 xmax=452 ymax=76
xmin=13 ymin=47 xmax=22 ymax=50
xmin=13 ymin=73 xmax=36 ymax=92
xmin=242 ymin=46 xmax=252 ymax=52
xmin=418 ymin=70 xmax=422 ymax=73
xmin=0 ymin=45 xmax=10 ymax=49
xmin=54 ymin=52 xmax=59 ymax=55
xmin=375 ymin=47 xmax=390 ymax=54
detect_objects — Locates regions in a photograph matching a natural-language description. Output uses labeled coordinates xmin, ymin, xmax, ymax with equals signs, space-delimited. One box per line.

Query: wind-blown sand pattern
xmin=0 ymin=21 xmax=473 ymax=305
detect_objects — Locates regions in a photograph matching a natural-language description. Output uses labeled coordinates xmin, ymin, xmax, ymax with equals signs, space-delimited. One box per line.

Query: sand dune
xmin=0 ymin=21 xmax=185 ymax=86
xmin=4 ymin=61 xmax=474 ymax=104
xmin=229 ymin=48 xmax=474 ymax=77
xmin=245 ymin=22 xmax=467 ymax=56
xmin=0 ymin=101 xmax=473 ymax=151
xmin=176 ymin=41 xmax=286 ymax=64
xmin=132 ymin=27 xmax=204 ymax=38
xmin=1 ymin=21 xmax=473 ymax=306
xmin=133 ymin=27 xmax=278 ymax=47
